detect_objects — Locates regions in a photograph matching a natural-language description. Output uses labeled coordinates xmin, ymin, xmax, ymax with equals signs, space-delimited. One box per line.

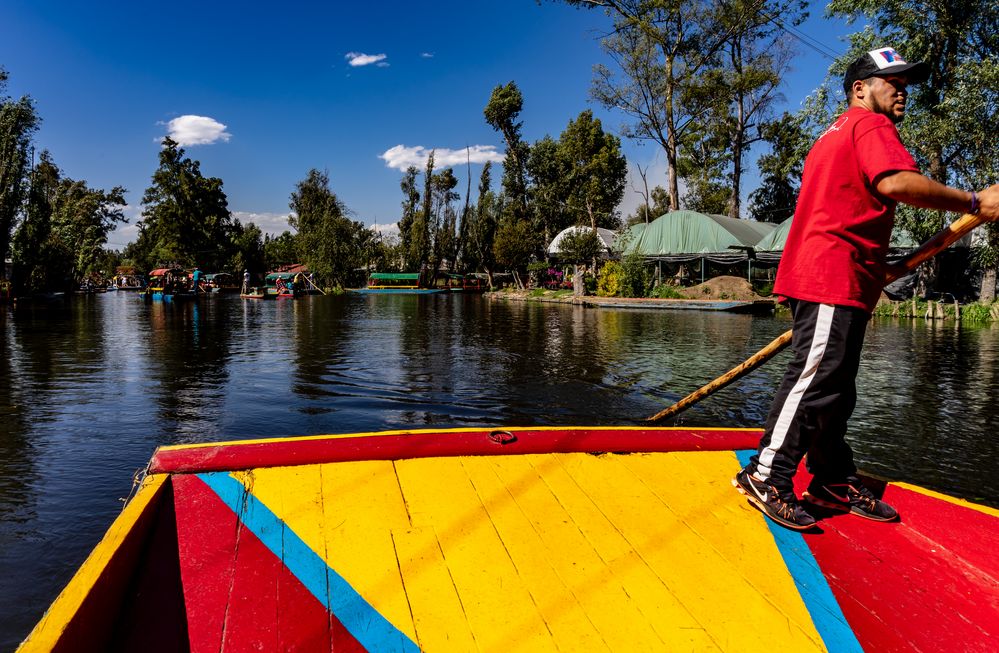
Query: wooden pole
xmin=645 ymin=212 xmax=989 ymax=423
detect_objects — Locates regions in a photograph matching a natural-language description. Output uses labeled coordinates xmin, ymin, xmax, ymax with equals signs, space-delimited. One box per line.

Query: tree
xmin=135 ymin=137 xmax=233 ymax=270
xmin=229 ymin=220 xmax=266 ymax=275
xmin=464 ymin=162 xmax=500 ymax=285
xmin=826 ymin=0 xmax=999 ymax=296
xmin=289 ymin=168 xmax=367 ymax=289
xmin=493 ymin=218 xmax=537 ymax=289
xmin=484 ymin=82 xmax=531 ymax=222
xmin=527 ymin=135 xmax=570 ymax=244
xmin=263 ymin=231 xmax=298 ymax=270
xmin=626 ymin=185 xmax=671 ymax=225
xmin=0 ymin=68 xmax=40 ymax=276
xmin=700 ymin=0 xmax=806 ymax=218
xmin=749 ymin=111 xmax=811 ymax=223
xmin=409 ymin=152 xmax=434 ymax=274
xmin=396 ymin=165 xmax=420 ymax=269
xmin=429 ymin=167 xmax=460 ymax=276
xmin=559 ymin=110 xmax=628 ymax=230
xmin=11 ymin=151 xmax=125 ymax=291
xmin=560 ymin=0 xmax=719 ymax=210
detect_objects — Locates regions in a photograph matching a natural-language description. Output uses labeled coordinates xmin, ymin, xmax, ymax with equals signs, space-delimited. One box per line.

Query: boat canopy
xmin=265 ymin=272 xmax=298 ymax=281
xmin=149 ymin=267 xmax=184 ymax=277
xmin=619 ymin=210 xmax=777 ymax=263
xmin=203 ymin=272 xmax=233 ymax=282
xmin=369 ymin=273 xmax=420 ymax=281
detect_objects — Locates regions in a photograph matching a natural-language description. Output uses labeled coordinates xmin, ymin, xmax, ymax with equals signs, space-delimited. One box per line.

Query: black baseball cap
xmin=843 ymin=47 xmax=930 ymax=93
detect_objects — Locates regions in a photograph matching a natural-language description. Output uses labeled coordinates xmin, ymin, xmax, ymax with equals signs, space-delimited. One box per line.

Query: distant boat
xmin=264 ymin=272 xmax=301 ymax=298
xmin=18 ymin=426 xmax=999 ymax=652
xmin=351 ymin=272 xmax=446 ymax=294
xmin=239 ymin=286 xmax=269 ymax=300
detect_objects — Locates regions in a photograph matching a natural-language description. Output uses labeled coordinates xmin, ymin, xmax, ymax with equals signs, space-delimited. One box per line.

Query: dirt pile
xmin=683 ymin=275 xmax=768 ymax=301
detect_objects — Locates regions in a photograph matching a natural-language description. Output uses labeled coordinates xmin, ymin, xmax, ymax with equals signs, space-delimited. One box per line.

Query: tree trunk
xmin=573 ymin=264 xmax=584 ymax=297
xmin=980 ymin=268 xmax=997 ymax=303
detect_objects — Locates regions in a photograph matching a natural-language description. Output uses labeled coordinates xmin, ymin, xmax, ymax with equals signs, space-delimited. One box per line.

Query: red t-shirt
xmin=774 ymin=106 xmax=919 ymax=312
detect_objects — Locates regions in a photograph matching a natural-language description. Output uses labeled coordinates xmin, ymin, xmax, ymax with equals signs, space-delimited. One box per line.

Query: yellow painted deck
xmin=240 ymin=450 xmax=824 ymax=651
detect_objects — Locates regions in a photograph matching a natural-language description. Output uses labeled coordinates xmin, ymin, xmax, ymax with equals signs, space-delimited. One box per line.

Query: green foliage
xmin=556 ymin=227 xmax=603 ymax=264
xmin=397 ymin=166 xmax=420 ymax=269
xmin=289 ymin=168 xmax=368 ymax=288
xmin=596 ymin=260 xmax=623 ymax=297
xmin=0 ymin=68 xmax=40 ymax=273
xmin=558 ymin=110 xmax=627 ymax=229
xmin=619 ymin=252 xmax=651 ymax=297
xmin=493 ymin=218 xmax=537 ymax=271
xmin=11 ymin=151 xmax=126 ymax=292
xmin=626 ymin=185 xmax=671 ymax=225
xmin=263 ymin=231 xmax=299 ymax=270
xmin=462 ymin=162 xmax=499 ymax=273
xmin=133 ymin=138 xmax=233 ymax=271
xmin=749 ymin=112 xmax=810 ymax=223
xmin=484 ymin=82 xmax=530 ymax=222
xmin=647 ymin=283 xmax=687 ymax=299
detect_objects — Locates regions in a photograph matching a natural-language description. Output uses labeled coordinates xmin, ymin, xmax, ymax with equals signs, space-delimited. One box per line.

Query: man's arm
xmin=875 ymin=171 xmax=999 ymax=221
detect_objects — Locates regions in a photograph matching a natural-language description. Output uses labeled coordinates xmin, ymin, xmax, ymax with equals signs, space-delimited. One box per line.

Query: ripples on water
xmin=2 ymin=293 xmax=998 ymax=647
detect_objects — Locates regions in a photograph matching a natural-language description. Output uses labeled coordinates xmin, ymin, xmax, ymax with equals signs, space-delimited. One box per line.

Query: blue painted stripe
xmin=735 ymin=450 xmax=863 ymax=653
xmin=198 ymin=472 xmax=419 ymax=653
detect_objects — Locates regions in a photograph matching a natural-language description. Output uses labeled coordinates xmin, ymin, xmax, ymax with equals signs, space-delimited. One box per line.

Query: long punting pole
xmin=645 ymin=212 xmax=990 ymax=423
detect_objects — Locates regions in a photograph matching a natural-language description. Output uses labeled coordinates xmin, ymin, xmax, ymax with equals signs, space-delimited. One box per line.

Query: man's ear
xmin=851 ymin=79 xmax=867 ymax=99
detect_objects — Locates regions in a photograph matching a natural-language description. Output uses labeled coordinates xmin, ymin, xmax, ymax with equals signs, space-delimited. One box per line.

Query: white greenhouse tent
xmin=547 ymin=226 xmax=618 ymax=258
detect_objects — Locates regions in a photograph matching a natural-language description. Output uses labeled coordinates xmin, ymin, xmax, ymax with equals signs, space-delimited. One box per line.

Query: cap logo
xmin=870 ymin=47 xmax=907 ymax=70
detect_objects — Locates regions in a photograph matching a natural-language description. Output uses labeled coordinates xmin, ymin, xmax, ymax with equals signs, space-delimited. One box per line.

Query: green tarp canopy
xmin=265 ymin=272 xmax=297 ymax=281
xmin=368 ymin=273 xmax=420 ymax=281
xmin=754 ymin=217 xmax=921 ymax=264
xmin=620 ymin=210 xmax=777 ymax=263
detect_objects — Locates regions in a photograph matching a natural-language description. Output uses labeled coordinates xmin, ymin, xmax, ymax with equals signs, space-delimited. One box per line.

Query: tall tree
xmin=397 ymin=165 xmax=420 ymax=269
xmin=749 ymin=111 xmax=811 ymax=223
xmin=484 ymin=82 xmax=531 ymax=222
xmin=135 ymin=137 xmax=233 ymax=270
xmin=410 ymin=151 xmax=434 ymax=275
xmin=289 ymin=168 xmax=366 ymax=289
xmin=703 ymin=0 xmax=806 ymax=218
xmin=527 ymin=135 xmax=569 ymax=244
xmin=826 ymin=0 xmax=999 ymax=296
xmin=11 ymin=151 xmax=125 ymax=290
xmin=559 ymin=110 xmax=628 ymax=230
xmin=559 ymin=0 xmax=719 ymax=210
xmin=0 ymin=68 xmax=40 ymax=276
xmin=464 ymin=162 xmax=500 ymax=285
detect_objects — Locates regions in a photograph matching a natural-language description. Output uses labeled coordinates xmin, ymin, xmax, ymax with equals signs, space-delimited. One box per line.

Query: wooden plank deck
xmin=172 ymin=451 xmax=828 ymax=651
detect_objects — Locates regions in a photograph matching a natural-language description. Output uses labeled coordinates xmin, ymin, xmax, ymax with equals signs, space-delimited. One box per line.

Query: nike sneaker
xmin=733 ymin=468 xmax=817 ymax=530
xmin=804 ymin=477 xmax=899 ymax=522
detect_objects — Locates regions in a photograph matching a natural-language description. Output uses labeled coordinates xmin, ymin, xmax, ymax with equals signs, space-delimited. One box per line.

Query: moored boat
xmin=264 ymin=272 xmax=301 ymax=298
xmin=18 ymin=426 xmax=998 ymax=652
xmin=351 ymin=272 xmax=446 ymax=294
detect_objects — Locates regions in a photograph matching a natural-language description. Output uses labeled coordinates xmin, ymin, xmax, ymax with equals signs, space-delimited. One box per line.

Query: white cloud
xmin=232 ymin=211 xmax=294 ymax=237
xmin=105 ymin=205 xmax=143 ymax=250
xmin=163 ymin=115 xmax=231 ymax=146
xmin=420 ymin=52 xmax=434 ymax=58
xmin=345 ymin=52 xmax=388 ymax=67
xmin=370 ymin=222 xmax=400 ymax=244
xmin=379 ymin=144 xmax=505 ymax=171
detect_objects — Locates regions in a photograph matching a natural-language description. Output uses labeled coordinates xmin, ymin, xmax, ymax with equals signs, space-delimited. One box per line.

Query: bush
xmin=597 ymin=261 xmax=623 ymax=296
xmin=619 ymin=253 xmax=651 ymax=297
xmin=647 ymin=283 xmax=687 ymax=299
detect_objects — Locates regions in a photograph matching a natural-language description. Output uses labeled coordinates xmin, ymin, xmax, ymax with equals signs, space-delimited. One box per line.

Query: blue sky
xmin=2 ymin=1 xmax=856 ymax=249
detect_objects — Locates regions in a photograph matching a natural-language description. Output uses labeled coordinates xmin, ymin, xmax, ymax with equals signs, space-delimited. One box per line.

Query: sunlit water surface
xmin=2 ymin=292 xmax=998 ymax=648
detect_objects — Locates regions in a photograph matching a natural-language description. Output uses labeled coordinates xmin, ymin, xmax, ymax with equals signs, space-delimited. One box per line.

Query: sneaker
xmin=804 ymin=477 xmax=899 ymax=522
xmin=733 ymin=469 xmax=817 ymax=531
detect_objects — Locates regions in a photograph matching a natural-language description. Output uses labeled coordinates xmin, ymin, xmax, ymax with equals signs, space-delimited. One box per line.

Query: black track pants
xmin=750 ymin=300 xmax=869 ymax=492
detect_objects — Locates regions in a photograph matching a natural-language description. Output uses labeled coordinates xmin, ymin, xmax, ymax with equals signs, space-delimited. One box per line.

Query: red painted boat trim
xmin=172 ymin=475 xmax=367 ymax=652
xmin=149 ymin=427 xmax=763 ymax=474
xmin=792 ymin=469 xmax=999 ymax=653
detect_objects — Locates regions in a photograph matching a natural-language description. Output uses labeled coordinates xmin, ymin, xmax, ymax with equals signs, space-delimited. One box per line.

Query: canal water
xmin=2 ymin=292 xmax=998 ymax=648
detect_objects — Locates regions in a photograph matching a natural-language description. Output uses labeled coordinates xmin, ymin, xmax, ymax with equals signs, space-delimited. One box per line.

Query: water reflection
xmin=1 ymin=292 xmax=998 ymax=648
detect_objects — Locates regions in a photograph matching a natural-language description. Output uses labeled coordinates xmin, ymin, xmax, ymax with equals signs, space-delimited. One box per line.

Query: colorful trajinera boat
xmin=352 ymin=272 xmax=445 ymax=294
xmin=19 ymin=426 xmax=997 ymax=652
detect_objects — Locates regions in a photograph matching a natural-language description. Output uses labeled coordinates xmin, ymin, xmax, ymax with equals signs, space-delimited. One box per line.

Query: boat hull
xmin=19 ymin=427 xmax=999 ymax=653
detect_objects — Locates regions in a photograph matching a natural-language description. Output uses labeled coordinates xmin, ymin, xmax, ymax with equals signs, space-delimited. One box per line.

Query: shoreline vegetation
xmin=486 ymin=274 xmax=999 ymax=324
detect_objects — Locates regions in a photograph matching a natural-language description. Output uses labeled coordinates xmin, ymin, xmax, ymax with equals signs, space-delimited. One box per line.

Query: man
xmin=733 ymin=47 xmax=999 ymax=530
xmin=243 ymin=269 xmax=250 ymax=294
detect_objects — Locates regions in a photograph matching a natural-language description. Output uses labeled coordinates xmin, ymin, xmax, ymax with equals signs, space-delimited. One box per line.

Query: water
xmin=2 ymin=292 xmax=998 ymax=648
